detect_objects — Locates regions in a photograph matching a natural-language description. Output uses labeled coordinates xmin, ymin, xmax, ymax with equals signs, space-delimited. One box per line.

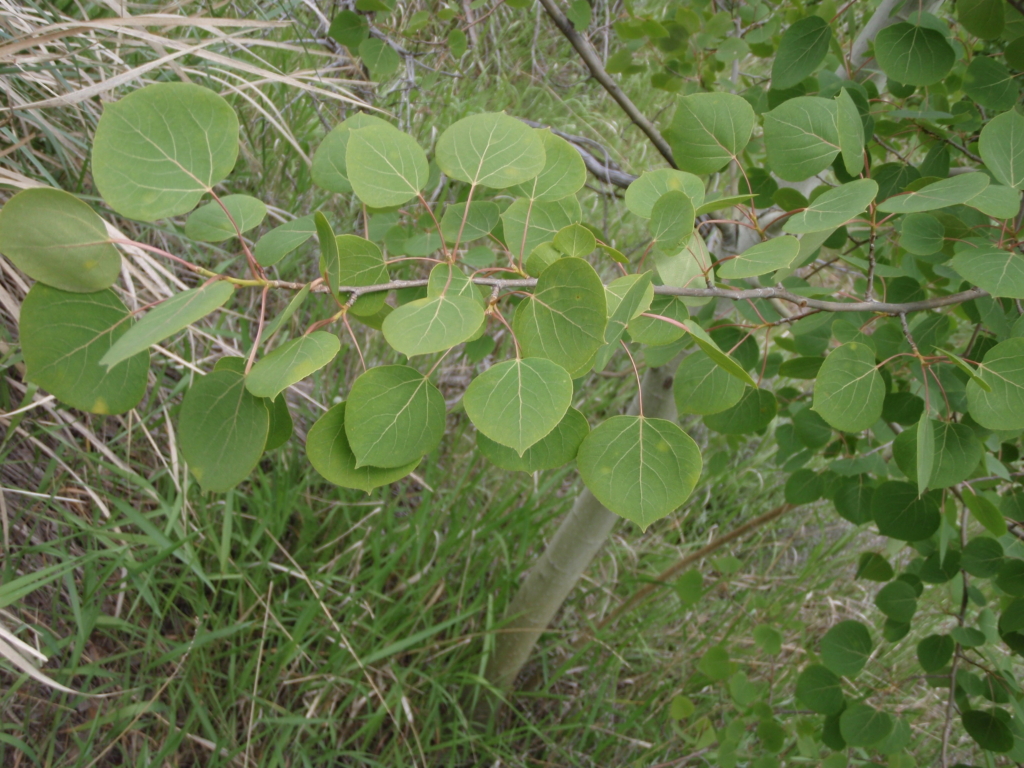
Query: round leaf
xmin=184 ymin=195 xmax=266 ymax=242
xmin=577 ymin=415 xmax=702 ymax=530
xmin=703 ymin=387 xmax=777 ymax=435
xmin=962 ymin=710 xmax=1015 ymax=753
xmin=762 ymin=97 xmax=840 ymax=182
xmin=476 ymin=407 xmax=589 ymax=472
xmin=92 ymin=83 xmax=239 ymax=221
xmin=668 ymin=92 xmax=755 ymax=174
xmin=674 ymin=350 xmax=745 ymax=416
xmin=245 ymin=331 xmax=340 ymax=400
xmin=345 ymin=365 xmax=445 ymax=468
xmin=20 ymin=284 xmax=148 ymax=415
xmin=812 ymin=342 xmax=884 ymax=433
xmin=513 ymin=257 xmax=607 ymax=376
xmin=980 ymin=110 xmax=1024 ymax=191
xmin=771 ymin=16 xmax=831 ymax=90
xmin=311 ymin=113 xmax=392 ymax=194
xmin=306 ymin=403 xmax=419 ymax=492
xmin=839 ymin=704 xmax=893 ymax=747
xmin=917 ymin=634 xmax=954 ymax=672
xmin=964 ymin=57 xmax=1018 ymax=112
xmin=962 ymin=537 xmax=1005 ymax=578
xmin=0 ymin=188 xmax=120 ymax=292
xmin=463 ymin=357 xmax=573 ymax=455
xmin=179 ymin=370 xmax=269 ymax=493
xmin=435 ymin=112 xmax=546 ymax=189
xmin=500 ymin=196 xmax=582 ymax=260
xmin=795 ymin=664 xmax=845 ymax=715
xmin=874 ymin=580 xmax=917 ymax=623
xmin=254 ymin=215 xmax=316 ymax=267
xmin=625 ymin=169 xmax=705 ymax=217
xmin=872 ymin=481 xmax=941 ymax=542
xmin=899 ymin=213 xmax=944 ymax=255
xmin=382 ymin=293 xmax=484 ymax=357
xmin=967 ymin=337 xmax=1024 ymax=430
xmin=951 ymin=244 xmax=1024 ymax=299
xmin=820 ymin=620 xmax=873 ymax=677
xmin=874 ymin=23 xmax=955 ymax=87
xmin=346 ymin=125 xmax=429 ymax=208
xmin=508 ymin=129 xmax=587 ymax=201
xmin=891 ymin=420 xmax=983 ymax=490
xmin=783 ymin=180 xmax=878 ymax=235
xmin=717 ymin=236 xmax=800 ymax=279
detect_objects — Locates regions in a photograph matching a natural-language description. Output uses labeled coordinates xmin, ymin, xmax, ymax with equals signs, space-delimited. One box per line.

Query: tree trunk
xmin=481 ymin=364 xmax=677 ymax=697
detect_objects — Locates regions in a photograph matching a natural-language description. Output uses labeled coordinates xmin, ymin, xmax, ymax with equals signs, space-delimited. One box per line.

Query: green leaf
xmin=265 ymin=395 xmax=292 ymax=451
xmin=513 ymin=257 xmax=607 ymax=376
xmin=648 ymin=191 xmax=695 ymax=252
xmin=674 ymin=350 xmax=745 ymax=415
xmin=874 ymin=23 xmax=955 ymax=87
xmin=92 ymin=83 xmax=238 ymax=221
xmin=435 ymin=112 xmax=545 ymax=188
xmin=358 ymin=38 xmax=400 ymax=79
xmin=899 ymin=213 xmax=944 ymax=255
xmin=500 ymin=196 xmax=582 ymax=260
xmin=812 ymin=342 xmax=884 ymax=433
xmin=762 ymin=97 xmax=840 ymax=182
xmin=306 ymin=403 xmax=419 ymax=492
xmin=872 ymin=481 xmax=941 ymax=541
xmin=627 ymin=296 xmax=689 ymax=346
xmin=316 ymin=213 xmax=340 ymax=298
xmin=336 ymin=235 xmax=390 ymax=316
xmin=771 ymin=16 xmax=831 ymax=90
xmin=245 ymin=331 xmax=340 ymax=400
xmin=311 ymin=113 xmax=392 ymax=193
xmin=346 ymin=125 xmax=429 ymax=208
xmin=968 ymin=185 xmax=1021 ymax=219
xmin=795 ymin=665 xmax=845 ymax=715
xmin=835 ymin=88 xmax=865 ymax=176
xmin=959 ymin=0 xmax=1004 ymax=39
xmin=917 ymin=634 xmax=954 ymax=671
xmin=965 ymin=57 xmax=1018 ymax=112
xmin=477 ymin=407 xmax=589 ymax=472
xmin=344 ymin=365 xmax=445 ymax=468
xmin=578 ymin=415 xmax=701 ymax=530
xmin=668 ymin=92 xmax=755 ymax=174
xmin=963 ymin=489 xmax=1008 ymax=537
xmin=625 ymin=169 xmax=705 ymax=217
xmin=686 ymin=322 xmax=757 ymax=386
xmin=875 ymin=580 xmax=917 ymax=623
xmin=508 ymin=129 xmax=587 ymax=201
xmin=100 ymin=282 xmax=235 ymax=370
xmin=962 ymin=710 xmax=1015 ymax=753
xmin=839 ymin=704 xmax=893 ymax=747
xmin=328 ymin=10 xmax=369 ymax=48
xmin=20 ymin=284 xmax=148 ymax=415
xmin=783 ymin=180 xmax=877 ymax=234
xmin=696 ymin=645 xmax=732 ymax=681
xmin=967 ymin=337 xmax=1024 ymax=430
xmin=694 ymin=193 xmax=756 ymax=216
xmin=951 ymin=244 xmax=1024 ymax=299
xmin=553 ymin=223 xmax=596 ymax=258
xmin=603 ymin=272 xmax=654 ymax=346
xmin=654 ymin=233 xmax=712 ymax=294
xmin=0 ymin=188 xmax=120 ymax=292
xmin=857 ymin=552 xmax=895 ymax=581
xmin=448 ymin=28 xmax=467 ymax=58
xmin=427 ymin=262 xmax=485 ymax=306
xmin=703 ymin=387 xmax=777 ymax=434
xmin=876 ymin=172 xmax=990 ymax=213
xmin=179 ymin=370 xmax=269 ymax=493
xmin=820 ymin=620 xmax=873 ymax=677
xmin=254 ymin=215 xmax=316 ymax=267
xmin=439 ymin=202 xmax=500 ymax=244
xmin=463 ymin=357 xmax=573 ymax=455
xmin=916 ymin=411 xmax=934 ymax=496
xmin=717 ymin=236 xmax=800 ymax=279
xmin=184 ymin=195 xmax=266 ymax=242
xmin=892 ymin=420 xmax=982 ymax=490
xmin=382 ymin=293 xmax=484 ymax=357
xmin=754 ymin=625 xmax=783 ymax=655
xmin=980 ymin=110 xmax=1024 ymax=191
xmin=962 ymin=537 xmax=1004 ymax=578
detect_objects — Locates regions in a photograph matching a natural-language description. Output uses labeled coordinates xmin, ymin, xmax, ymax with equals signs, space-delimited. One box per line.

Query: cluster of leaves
xmin=3 ymin=0 xmax=1024 ymax=759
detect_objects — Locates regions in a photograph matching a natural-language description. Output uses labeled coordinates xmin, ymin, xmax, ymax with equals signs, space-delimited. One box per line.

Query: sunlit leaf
xmin=184 ymin=195 xmax=266 ymax=242
xmin=435 ymin=112 xmax=546 ymax=188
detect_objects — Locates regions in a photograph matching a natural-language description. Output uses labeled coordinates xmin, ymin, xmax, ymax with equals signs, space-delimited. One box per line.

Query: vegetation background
xmin=0 ymin=0 xmax=1006 ymax=765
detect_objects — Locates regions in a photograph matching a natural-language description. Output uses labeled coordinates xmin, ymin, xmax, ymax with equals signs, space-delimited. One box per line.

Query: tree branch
xmin=323 ymin=277 xmax=988 ymax=317
xmin=534 ymin=0 xmax=677 ymax=168
xmin=518 ymin=118 xmax=637 ymax=189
